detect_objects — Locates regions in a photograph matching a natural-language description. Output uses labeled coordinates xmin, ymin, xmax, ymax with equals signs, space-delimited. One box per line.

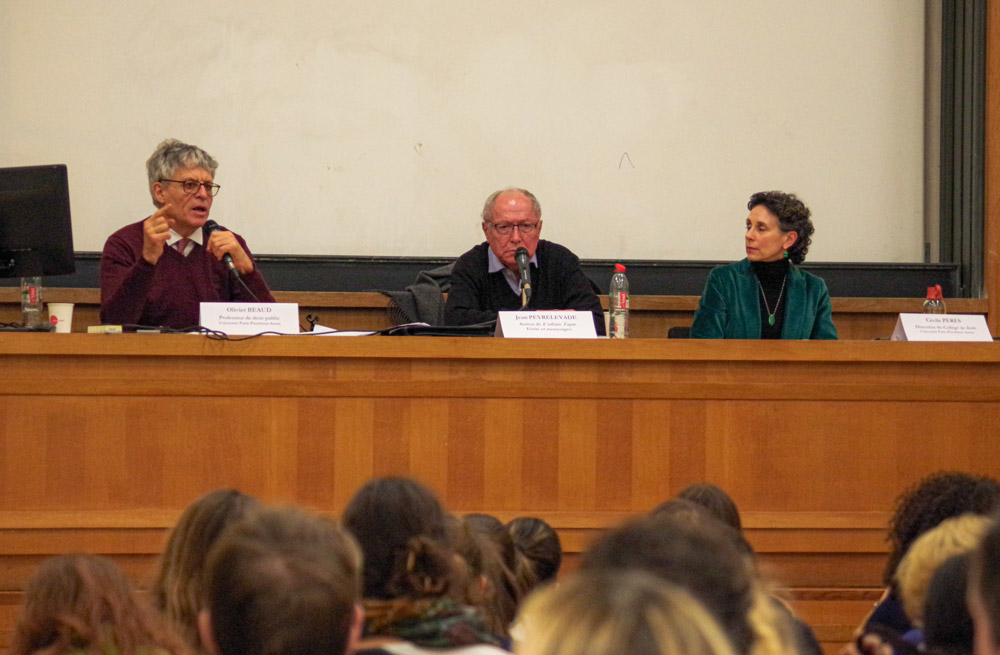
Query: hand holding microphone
xmin=515 ymin=246 xmax=532 ymax=310
xmin=203 ymin=219 xmax=248 ymax=277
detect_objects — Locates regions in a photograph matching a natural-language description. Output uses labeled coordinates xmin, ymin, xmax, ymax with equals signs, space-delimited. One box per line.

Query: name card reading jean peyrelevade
xmin=200 ymin=302 xmax=300 ymax=335
xmin=890 ymin=313 xmax=993 ymax=342
xmin=495 ymin=310 xmax=598 ymax=339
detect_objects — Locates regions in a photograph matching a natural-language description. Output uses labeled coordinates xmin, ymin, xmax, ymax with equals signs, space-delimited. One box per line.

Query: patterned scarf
xmin=362 ymin=597 xmax=502 ymax=649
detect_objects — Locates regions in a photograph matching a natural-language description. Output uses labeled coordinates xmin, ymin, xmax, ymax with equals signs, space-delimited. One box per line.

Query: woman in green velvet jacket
xmin=691 ymin=191 xmax=837 ymax=340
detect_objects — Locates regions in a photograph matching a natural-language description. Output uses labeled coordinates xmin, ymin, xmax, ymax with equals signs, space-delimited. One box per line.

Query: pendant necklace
xmin=757 ymin=275 xmax=787 ymax=327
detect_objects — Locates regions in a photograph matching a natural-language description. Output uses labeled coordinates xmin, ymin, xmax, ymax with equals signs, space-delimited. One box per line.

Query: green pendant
xmin=768 ymin=314 xmax=775 ymax=326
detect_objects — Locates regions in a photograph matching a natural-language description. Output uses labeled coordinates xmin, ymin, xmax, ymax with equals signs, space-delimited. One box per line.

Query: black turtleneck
xmin=751 ymin=258 xmax=790 ymax=339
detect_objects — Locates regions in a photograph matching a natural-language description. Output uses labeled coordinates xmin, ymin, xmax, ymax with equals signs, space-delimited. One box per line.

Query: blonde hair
xmin=151 ymin=489 xmax=259 ymax=649
xmin=515 ymin=570 xmax=735 ymax=655
xmin=895 ymin=513 xmax=993 ymax=626
xmin=744 ymin=583 xmax=803 ymax=655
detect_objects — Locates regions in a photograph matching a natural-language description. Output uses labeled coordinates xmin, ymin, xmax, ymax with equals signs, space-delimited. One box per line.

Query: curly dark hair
xmin=882 ymin=472 xmax=1000 ymax=585
xmin=747 ymin=191 xmax=814 ymax=264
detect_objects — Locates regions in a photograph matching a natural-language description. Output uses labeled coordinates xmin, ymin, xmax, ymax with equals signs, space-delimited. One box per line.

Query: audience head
xmin=341 ymin=476 xmax=456 ymax=600
xmin=480 ymin=188 xmax=543 ymax=272
xmin=152 ymin=488 xmax=259 ymax=648
xmin=923 ymin=554 xmax=974 ymax=655
xmin=516 ymin=570 xmax=736 ymax=655
xmin=676 ymin=483 xmax=743 ymax=532
xmin=200 ymin=506 xmax=362 ymax=655
xmin=146 ymin=138 xmax=219 ymax=207
xmin=11 ymin=554 xmax=185 ymax=655
xmin=581 ymin=514 xmax=755 ymax=655
xmin=649 ymin=499 xmax=754 ymax=560
xmin=507 ymin=516 xmax=563 ymax=586
xmin=895 ymin=514 xmax=992 ymax=626
xmin=969 ymin=517 xmax=1000 ymax=655
xmin=463 ymin=513 xmax=523 ymax=637
xmin=884 ymin=472 xmax=1000 ymax=585
xmin=450 ymin=515 xmax=514 ymax=638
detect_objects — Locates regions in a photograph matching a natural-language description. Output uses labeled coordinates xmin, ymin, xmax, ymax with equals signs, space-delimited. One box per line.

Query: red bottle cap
xmin=926 ymin=284 xmax=943 ymax=300
xmin=615 ymin=263 xmax=626 ymax=273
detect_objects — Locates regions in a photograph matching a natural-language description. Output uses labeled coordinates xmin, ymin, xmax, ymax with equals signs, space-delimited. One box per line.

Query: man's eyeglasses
xmin=160 ymin=179 xmax=221 ymax=197
xmin=487 ymin=221 xmax=539 ymax=236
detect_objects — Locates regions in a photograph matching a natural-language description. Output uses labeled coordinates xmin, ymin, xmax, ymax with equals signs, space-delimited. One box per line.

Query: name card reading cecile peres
xmin=890 ymin=313 xmax=993 ymax=342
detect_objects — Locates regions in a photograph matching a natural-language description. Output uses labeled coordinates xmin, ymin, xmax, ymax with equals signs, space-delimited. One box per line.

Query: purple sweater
xmin=100 ymin=219 xmax=275 ymax=329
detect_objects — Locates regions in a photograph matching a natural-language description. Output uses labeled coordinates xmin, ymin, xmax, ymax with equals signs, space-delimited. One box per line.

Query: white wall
xmin=0 ymin=1 xmax=925 ymax=263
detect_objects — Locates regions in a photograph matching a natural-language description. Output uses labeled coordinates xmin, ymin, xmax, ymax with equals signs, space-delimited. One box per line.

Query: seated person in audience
xmin=894 ymin=514 xmax=993 ymax=645
xmin=922 ymin=554 xmax=975 ymax=655
xmin=864 ymin=473 xmax=1000 ymax=637
xmin=676 ymin=483 xmax=743 ymax=532
xmin=100 ymin=138 xmax=274 ymax=329
xmin=199 ymin=505 xmax=363 ymax=655
xmin=462 ymin=513 xmax=524 ymax=641
xmin=342 ymin=476 xmax=508 ymax=654
xmin=581 ymin=513 xmax=803 ymax=655
xmin=506 ymin=516 xmax=562 ymax=591
xmin=10 ymin=554 xmax=186 ymax=655
xmin=647 ymin=496 xmax=818 ymax=655
xmin=444 ymin=188 xmax=606 ymax=334
xmin=691 ymin=191 xmax=837 ymax=340
xmin=515 ymin=569 xmax=736 ymax=655
xmin=961 ymin=519 xmax=1000 ymax=655
xmin=151 ymin=488 xmax=260 ymax=650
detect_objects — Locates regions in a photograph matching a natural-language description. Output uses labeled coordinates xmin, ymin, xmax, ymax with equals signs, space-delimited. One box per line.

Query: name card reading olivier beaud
xmin=200 ymin=302 xmax=300 ymax=335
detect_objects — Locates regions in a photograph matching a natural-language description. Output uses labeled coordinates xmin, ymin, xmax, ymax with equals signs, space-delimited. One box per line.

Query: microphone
xmin=203 ymin=219 xmax=239 ymax=277
xmin=515 ymin=246 xmax=532 ymax=309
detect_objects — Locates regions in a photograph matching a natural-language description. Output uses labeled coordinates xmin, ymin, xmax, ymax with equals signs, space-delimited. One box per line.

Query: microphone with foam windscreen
xmin=203 ymin=219 xmax=239 ymax=277
xmin=515 ymin=246 xmax=532 ymax=310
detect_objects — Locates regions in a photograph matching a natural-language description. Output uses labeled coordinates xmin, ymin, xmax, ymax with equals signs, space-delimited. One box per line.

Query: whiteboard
xmin=0 ymin=1 xmax=925 ymax=263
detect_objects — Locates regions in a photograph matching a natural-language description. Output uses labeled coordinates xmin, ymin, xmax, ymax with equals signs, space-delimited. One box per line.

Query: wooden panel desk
xmin=1 ymin=336 xmax=999 ymax=653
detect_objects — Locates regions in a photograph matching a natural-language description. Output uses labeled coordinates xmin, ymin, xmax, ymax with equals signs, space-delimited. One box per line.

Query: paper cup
xmin=48 ymin=303 xmax=74 ymax=333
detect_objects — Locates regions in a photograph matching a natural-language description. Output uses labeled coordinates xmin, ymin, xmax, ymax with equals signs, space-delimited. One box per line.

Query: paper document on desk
xmin=308 ymin=324 xmax=378 ymax=336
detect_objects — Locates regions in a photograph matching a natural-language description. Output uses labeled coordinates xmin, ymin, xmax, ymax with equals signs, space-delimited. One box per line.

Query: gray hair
xmin=146 ymin=139 xmax=219 ymax=206
xmin=481 ymin=188 xmax=542 ymax=223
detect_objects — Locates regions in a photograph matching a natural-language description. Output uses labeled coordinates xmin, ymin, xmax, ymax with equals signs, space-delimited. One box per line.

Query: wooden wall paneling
xmin=2 ymin=336 xmax=1000 ymax=655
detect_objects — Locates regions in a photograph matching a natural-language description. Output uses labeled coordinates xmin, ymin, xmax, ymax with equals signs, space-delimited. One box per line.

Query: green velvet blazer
xmin=690 ymin=258 xmax=838 ymax=340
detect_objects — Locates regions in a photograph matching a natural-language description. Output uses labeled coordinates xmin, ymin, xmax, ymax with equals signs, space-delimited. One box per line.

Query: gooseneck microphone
xmin=515 ymin=246 xmax=532 ymax=310
xmin=203 ymin=219 xmax=239 ymax=277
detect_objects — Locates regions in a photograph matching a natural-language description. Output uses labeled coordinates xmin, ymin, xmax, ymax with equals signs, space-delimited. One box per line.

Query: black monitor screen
xmin=0 ymin=164 xmax=75 ymax=278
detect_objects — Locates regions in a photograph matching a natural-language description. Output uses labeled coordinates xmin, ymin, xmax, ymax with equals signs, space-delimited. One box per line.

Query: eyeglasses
xmin=487 ymin=221 xmax=539 ymax=236
xmin=160 ymin=179 xmax=221 ymax=197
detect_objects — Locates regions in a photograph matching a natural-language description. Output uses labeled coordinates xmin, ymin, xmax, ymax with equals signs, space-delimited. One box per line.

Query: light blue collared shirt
xmin=487 ymin=247 xmax=538 ymax=295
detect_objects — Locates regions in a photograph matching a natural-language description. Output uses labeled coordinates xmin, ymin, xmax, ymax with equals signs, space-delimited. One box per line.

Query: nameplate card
xmin=890 ymin=313 xmax=992 ymax=342
xmin=495 ymin=311 xmax=598 ymax=338
xmin=200 ymin=302 xmax=300 ymax=335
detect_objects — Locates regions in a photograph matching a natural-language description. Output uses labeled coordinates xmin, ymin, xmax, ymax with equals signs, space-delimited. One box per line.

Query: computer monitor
xmin=0 ymin=164 xmax=75 ymax=278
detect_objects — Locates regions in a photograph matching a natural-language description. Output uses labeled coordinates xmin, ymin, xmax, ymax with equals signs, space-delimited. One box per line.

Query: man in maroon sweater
xmin=100 ymin=139 xmax=274 ymax=329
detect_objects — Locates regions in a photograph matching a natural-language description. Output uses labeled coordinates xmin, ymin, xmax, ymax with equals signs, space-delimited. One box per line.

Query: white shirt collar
xmin=168 ymin=227 xmax=205 ymax=247
xmin=487 ymin=246 xmax=538 ymax=295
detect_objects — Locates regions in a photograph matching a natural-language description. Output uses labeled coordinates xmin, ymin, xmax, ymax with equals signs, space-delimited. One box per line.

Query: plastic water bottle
xmin=20 ymin=276 xmax=43 ymax=327
xmin=923 ymin=284 xmax=946 ymax=314
xmin=609 ymin=264 xmax=629 ymax=338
